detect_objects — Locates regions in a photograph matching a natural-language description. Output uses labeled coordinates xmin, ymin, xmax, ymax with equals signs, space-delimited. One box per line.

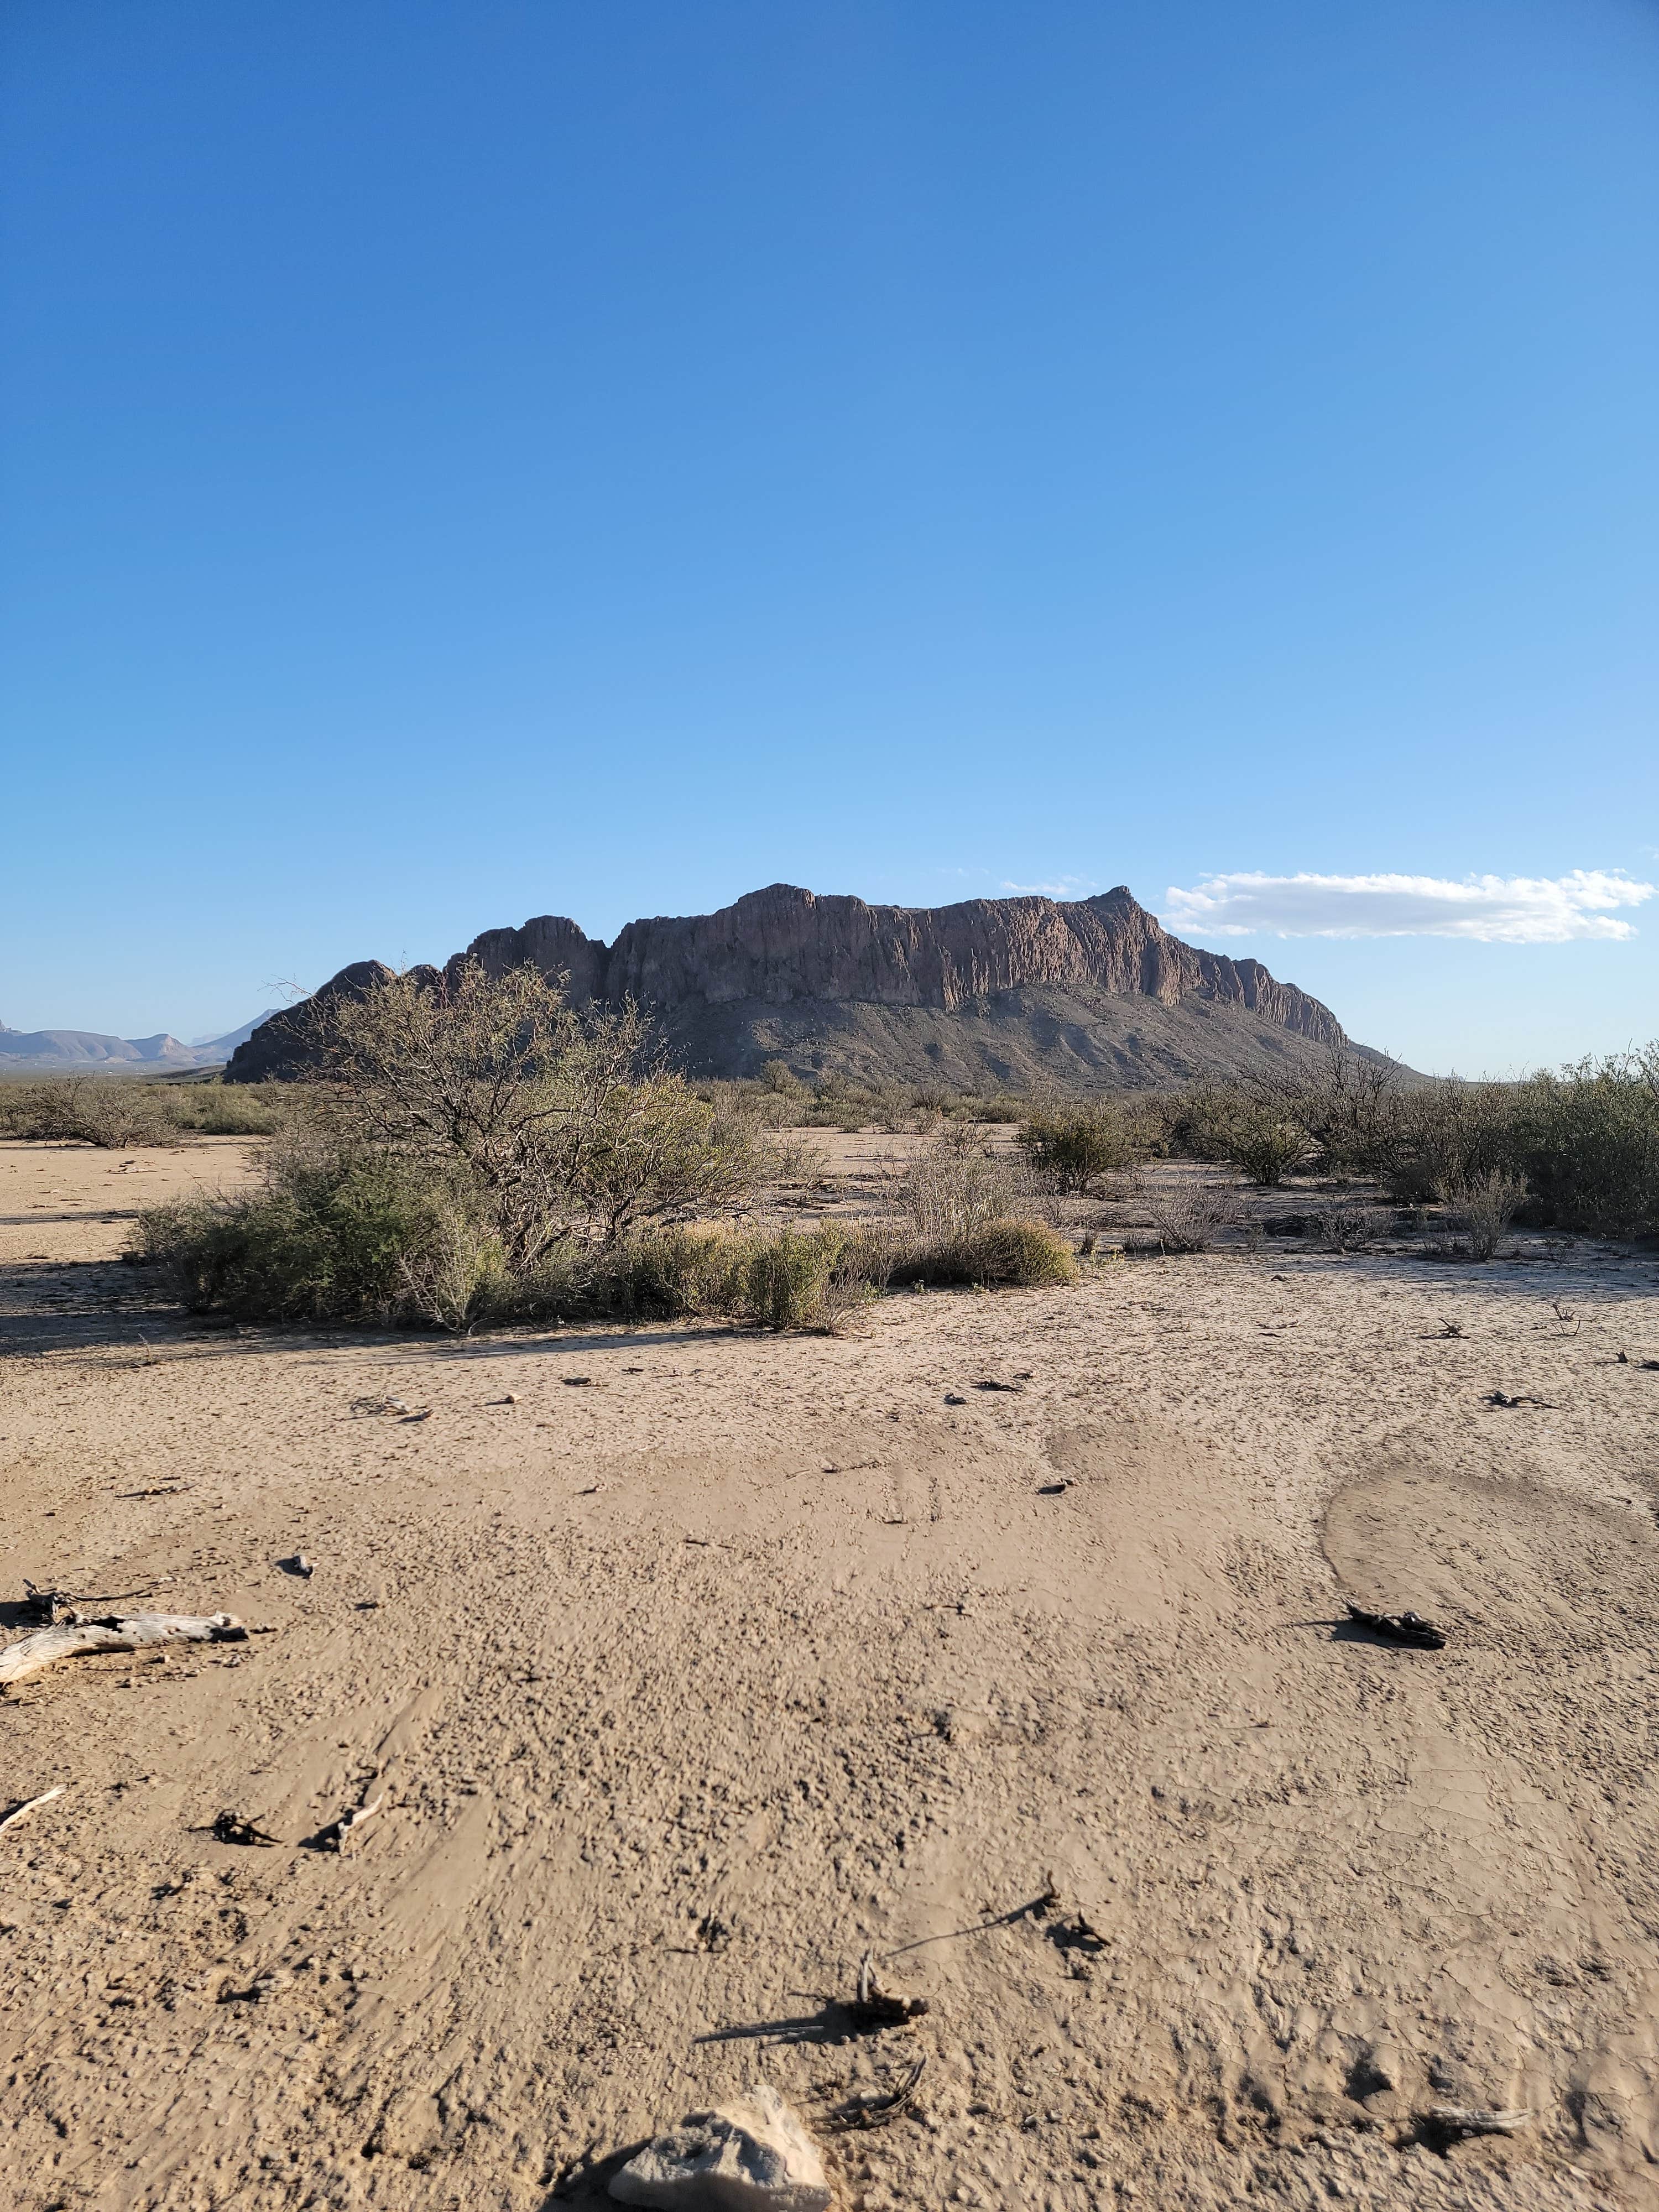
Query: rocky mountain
xmin=227 ymin=884 xmax=1377 ymax=1092
xmin=0 ymin=1012 xmax=276 ymax=1073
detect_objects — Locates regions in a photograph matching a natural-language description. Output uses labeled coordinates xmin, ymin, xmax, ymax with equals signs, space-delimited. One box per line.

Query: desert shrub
xmin=0 ymin=1083 xmax=62 ymax=1140
xmin=1126 ymin=1173 xmax=1244 ymax=1254
xmin=133 ymin=961 xmax=766 ymax=1326
xmin=1283 ymin=1047 xmax=1406 ymax=1178
xmin=1225 ymin=1103 xmax=1312 ymax=1187
xmin=1163 ymin=1051 xmax=1408 ymax=1182
xmin=1371 ymin=1052 xmax=1659 ymax=1235
xmin=136 ymin=1144 xmax=465 ymax=1322
xmin=1157 ymin=1082 xmax=1243 ymax=1164
xmin=890 ymin=1217 xmax=1077 ymax=1288
xmin=897 ymin=1125 xmax=1030 ymax=1237
xmin=961 ymin=1094 xmax=1028 ymax=1125
xmin=303 ymin=958 xmax=760 ymax=1261
xmin=169 ymin=1082 xmax=286 ymax=1136
xmin=1506 ymin=1051 xmax=1659 ymax=1235
xmin=1318 ymin=1204 xmax=1393 ymax=1253
xmin=1381 ymin=1078 xmax=1514 ymax=1203
xmin=0 ymin=1076 xmax=185 ymax=1148
xmin=393 ymin=1208 xmax=516 ymax=1331
xmin=1017 ymin=1104 xmax=1132 ymax=1193
xmin=1436 ymin=1168 xmax=1527 ymax=1262
xmin=586 ymin=1222 xmax=887 ymax=1330
xmin=734 ymin=1225 xmax=863 ymax=1329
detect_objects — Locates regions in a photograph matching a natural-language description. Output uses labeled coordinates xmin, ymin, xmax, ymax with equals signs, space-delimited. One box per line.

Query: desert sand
xmin=3 ymin=1135 xmax=1659 ymax=2211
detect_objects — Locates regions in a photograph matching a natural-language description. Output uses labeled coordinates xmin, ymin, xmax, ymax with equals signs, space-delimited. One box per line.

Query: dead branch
xmin=1343 ymin=1601 xmax=1446 ymax=1651
xmin=0 ymin=1785 xmax=69 ymax=1837
xmin=0 ymin=1611 xmax=247 ymax=1691
xmin=308 ymin=1794 xmax=385 ymax=1853
xmin=846 ymin=1949 xmax=928 ymax=2028
xmin=210 ymin=1810 xmax=281 ymax=1847
xmin=1423 ymin=2105 xmax=1531 ymax=2142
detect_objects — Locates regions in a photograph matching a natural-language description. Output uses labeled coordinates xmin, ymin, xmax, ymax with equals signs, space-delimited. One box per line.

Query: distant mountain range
xmin=229 ymin=884 xmax=1394 ymax=1093
xmin=0 ymin=1011 xmax=278 ymax=1073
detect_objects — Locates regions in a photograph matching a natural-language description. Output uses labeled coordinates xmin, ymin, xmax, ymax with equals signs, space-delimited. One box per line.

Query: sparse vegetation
xmin=701 ymin=1071 xmax=1026 ymax=1134
xmin=130 ymin=965 xmax=1080 ymax=1330
xmin=1317 ymin=1203 xmax=1392 ymax=1254
xmin=1159 ymin=1044 xmax=1659 ymax=1239
xmin=895 ymin=1123 xmax=1031 ymax=1238
xmin=1124 ymin=1172 xmax=1244 ymax=1254
xmin=0 ymin=1075 xmax=285 ymax=1146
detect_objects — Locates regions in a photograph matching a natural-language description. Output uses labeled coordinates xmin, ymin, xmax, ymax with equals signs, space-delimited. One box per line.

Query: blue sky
xmin=3 ymin=0 xmax=1656 ymax=1074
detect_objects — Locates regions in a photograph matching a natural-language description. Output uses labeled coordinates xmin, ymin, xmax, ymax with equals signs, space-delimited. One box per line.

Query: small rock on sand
xmin=608 ymin=2082 xmax=831 ymax=2209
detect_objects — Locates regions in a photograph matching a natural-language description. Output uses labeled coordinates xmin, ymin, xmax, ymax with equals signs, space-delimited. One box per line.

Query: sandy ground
xmin=3 ymin=1136 xmax=1659 ymax=2212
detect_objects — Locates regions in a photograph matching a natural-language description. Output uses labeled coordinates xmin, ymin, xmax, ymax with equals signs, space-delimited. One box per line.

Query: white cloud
xmin=1160 ymin=870 xmax=1656 ymax=945
xmin=1000 ymin=874 xmax=1098 ymax=900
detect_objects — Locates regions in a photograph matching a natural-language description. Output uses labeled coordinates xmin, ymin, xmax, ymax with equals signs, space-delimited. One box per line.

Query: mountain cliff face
xmin=466 ymin=885 xmax=1342 ymax=1037
xmin=226 ymin=883 xmax=1350 ymax=1088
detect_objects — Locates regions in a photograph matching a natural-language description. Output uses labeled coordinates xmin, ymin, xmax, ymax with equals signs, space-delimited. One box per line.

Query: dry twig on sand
xmin=210 ymin=1810 xmax=282 ymax=1848
xmin=309 ymin=1795 xmax=385 ymax=1853
xmin=0 ymin=1786 xmax=69 ymax=1838
xmin=832 ymin=2056 xmax=927 ymax=2130
xmin=0 ymin=1612 xmax=247 ymax=1692
xmin=1344 ymin=1602 xmax=1446 ymax=1651
xmin=846 ymin=1949 xmax=929 ymax=2028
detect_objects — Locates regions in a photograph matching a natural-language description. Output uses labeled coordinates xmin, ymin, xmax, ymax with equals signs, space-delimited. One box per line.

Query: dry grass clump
xmin=1433 ymin=1169 xmax=1527 ymax=1263
xmin=895 ymin=1124 xmax=1030 ymax=1237
xmin=1123 ymin=1173 xmax=1244 ymax=1255
xmin=1317 ymin=1204 xmax=1394 ymax=1254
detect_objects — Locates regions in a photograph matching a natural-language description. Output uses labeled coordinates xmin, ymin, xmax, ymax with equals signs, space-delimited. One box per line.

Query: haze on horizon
xmin=3 ymin=0 xmax=1656 ymax=1078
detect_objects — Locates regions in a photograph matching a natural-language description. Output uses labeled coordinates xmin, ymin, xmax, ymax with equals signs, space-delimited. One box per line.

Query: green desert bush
xmin=1016 ymin=1103 xmax=1132 ymax=1192
xmin=1505 ymin=1051 xmax=1659 ymax=1235
xmin=1224 ymin=1103 xmax=1312 ymax=1187
xmin=1154 ymin=1045 xmax=1659 ymax=1237
xmin=735 ymin=1225 xmax=866 ymax=1329
xmin=135 ymin=1145 xmax=468 ymax=1323
xmin=168 ymin=1082 xmax=286 ymax=1137
xmin=1380 ymin=1078 xmax=1515 ymax=1204
xmin=889 ymin=1216 xmax=1076 ymax=1288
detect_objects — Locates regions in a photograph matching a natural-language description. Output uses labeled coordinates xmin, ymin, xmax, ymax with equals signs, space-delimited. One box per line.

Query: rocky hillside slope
xmin=228 ymin=883 xmax=1371 ymax=1091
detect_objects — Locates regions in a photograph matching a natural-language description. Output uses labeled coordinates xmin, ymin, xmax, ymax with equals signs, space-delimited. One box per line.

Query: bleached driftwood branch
xmin=0 ymin=1612 xmax=246 ymax=1690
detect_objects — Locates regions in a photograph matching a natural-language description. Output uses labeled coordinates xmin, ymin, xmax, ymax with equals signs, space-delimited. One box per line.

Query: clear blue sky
xmin=3 ymin=0 xmax=1656 ymax=1073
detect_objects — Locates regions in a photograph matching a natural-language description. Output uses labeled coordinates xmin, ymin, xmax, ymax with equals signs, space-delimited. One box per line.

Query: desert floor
xmin=3 ymin=1135 xmax=1659 ymax=2212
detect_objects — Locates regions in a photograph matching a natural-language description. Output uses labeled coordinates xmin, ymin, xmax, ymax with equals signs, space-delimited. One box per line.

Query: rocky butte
xmin=228 ymin=883 xmax=1376 ymax=1091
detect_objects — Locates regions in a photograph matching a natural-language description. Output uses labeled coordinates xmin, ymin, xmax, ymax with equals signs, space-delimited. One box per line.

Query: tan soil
xmin=3 ymin=1138 xmax=1659 ymax=2211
